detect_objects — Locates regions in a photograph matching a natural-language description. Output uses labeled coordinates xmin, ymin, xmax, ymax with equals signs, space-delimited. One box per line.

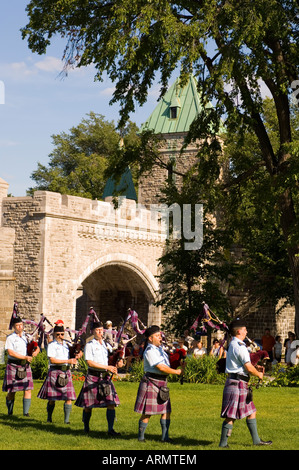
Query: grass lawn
xmin=0 ymin=379 xmax=298 ymax=451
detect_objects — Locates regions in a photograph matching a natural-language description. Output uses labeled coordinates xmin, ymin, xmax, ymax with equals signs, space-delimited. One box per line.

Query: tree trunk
xmin=279 ymin=188 xmax=299 ymax=338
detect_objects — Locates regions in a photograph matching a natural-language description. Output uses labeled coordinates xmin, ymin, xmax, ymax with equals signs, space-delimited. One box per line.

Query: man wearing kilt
xmin=134 ymin=325 xmax=183 ymax=442
xmin=219 ymin=318 xmax=272 ymax=448
xmin=75 ymin=320 xmax=121 ymax=437
xmin=37 ymin=323 xmax=81 ymax=424
xmin=3 ymin=316 xmax=40 ymax=416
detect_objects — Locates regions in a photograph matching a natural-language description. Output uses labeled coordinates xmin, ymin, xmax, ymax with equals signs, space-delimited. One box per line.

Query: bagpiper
xmin=3 ymin=316 xmax=40 ymax=416
xmin=134 ymin=325 xmax=183 ymax=442
xmin=75 ymin=320 xmax=121 ymax=437
xmin=219 ymin=318 xmax=272 ymax=447
xmin=37 ymin=321 xmax=81 ymax=424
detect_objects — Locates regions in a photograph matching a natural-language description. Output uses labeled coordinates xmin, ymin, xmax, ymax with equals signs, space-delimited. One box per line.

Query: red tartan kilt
xmin=2 ymin=363 xmax=34 ymax=392
xmin=75 ymin=372 xmax=120 ymax=408
xmin=221 ymin=378 xmax=256 ymax=420
xmin=37 ymin=368 xmax=76 ymax=401
xmin=134 ymin=375 xmax=171 ymax=415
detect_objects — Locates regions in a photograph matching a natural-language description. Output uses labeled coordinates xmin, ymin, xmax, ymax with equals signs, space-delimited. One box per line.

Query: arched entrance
xmin=75 ymin=254 xmax=161 ymax=331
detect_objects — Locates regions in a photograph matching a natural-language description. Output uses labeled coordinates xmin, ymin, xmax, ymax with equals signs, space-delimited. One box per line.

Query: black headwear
xmin=144 ymin=325 xmax=160 ymax=338
xmin=229 ymin=317 xmax=247 ymax=334
xmin=91 ymin=320 xmax=103 ymax=330
xmin=54 ymin=325 xmax=65 ymax=333
xmin=11 ymin=316 xmax=23 ymax=325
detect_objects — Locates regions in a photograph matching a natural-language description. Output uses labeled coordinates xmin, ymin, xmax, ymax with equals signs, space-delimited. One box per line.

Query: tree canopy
xmin=22 ymin=0 xmax=299 ymax=333
xmin=28 ymin=112 xmax=139 ymax=199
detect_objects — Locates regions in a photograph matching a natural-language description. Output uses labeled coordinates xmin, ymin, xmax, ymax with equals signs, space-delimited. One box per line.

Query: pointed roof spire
xmin=102 ymin=167 xmax=137 ymax=201
xmin=141 ymin=74 xmax=210 ymax=134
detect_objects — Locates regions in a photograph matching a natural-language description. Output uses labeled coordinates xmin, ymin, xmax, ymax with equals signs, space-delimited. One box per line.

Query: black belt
xmin=228 ymin=373 xmax=250 ymax=382
xmin=50 ymin=365 xmax=70 ymax=371
xmin=145 ymin=372 xmax=167 ymax=380
xmin=88 ymin=368 xmax=109 ymax=378
xmin=8 ymin=359 xmax=27 ymax=366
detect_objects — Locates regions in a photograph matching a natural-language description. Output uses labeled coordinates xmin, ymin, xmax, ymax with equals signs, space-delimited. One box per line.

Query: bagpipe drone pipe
xmin=9 ymin=301 xmax=53 ymax=356
xmin=191 ymin=303 xmax=270 ymax=374
xmin=65 ymin=306 xmax=101 ymax=358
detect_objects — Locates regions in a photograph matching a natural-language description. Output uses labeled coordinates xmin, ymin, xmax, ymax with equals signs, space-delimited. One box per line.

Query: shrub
xmin=172 ymin=356 xmax=227 ymax=385
xmin=30 ymin=349 xmax=49 ymax=379
xmin=124 ymin=355 xmax=226 ymax=385
xmin=269 ymin=363 xmax=299 ymax=387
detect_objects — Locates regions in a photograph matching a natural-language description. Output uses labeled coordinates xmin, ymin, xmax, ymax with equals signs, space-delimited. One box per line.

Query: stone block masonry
xmin=1 ymin=191 xmax=166 ymax=331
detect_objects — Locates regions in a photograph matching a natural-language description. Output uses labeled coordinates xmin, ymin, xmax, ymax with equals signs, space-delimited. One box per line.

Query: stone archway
xmin=75 ymin=253 xmax=161 ymax=331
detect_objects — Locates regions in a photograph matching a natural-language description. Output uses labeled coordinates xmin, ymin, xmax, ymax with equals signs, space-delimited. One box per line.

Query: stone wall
xmin=1 ymin=190 xmax=166 ymax=330
xmin=138 ymin=133 xmax=199 ymax=206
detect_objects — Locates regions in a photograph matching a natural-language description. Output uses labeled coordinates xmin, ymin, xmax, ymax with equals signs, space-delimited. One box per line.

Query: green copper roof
xmin=141 ymin=75 xmax=211 ymax=134
xmin=102 ymin=167 xmax=137 ymax=201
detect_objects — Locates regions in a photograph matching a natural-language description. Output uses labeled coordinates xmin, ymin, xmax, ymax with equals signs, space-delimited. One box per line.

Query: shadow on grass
xmin=0 ymin=413 xmax=213 ymax=447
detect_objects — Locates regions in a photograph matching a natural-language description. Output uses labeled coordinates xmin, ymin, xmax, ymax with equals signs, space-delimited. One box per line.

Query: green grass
xmin=0 ymin=380 xmax=298 ymax=450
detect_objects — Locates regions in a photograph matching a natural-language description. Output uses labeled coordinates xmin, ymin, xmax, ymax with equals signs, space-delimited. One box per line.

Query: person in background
xmin=273 ymin=335 xmax=282 ymax=363
xmin=209 ymin=338 xmax=226 ymax=359
xmin=104 ymin=321 xmax=116 ymax=350
xmin=188 ymin=339 xmax=207 ymax=358
xmin=261 ymin=328 xmax=276 ymax=362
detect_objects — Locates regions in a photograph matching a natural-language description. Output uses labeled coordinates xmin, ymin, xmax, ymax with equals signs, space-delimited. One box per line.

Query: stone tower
xmin=138 ymin=74 xmax=210 ymax=206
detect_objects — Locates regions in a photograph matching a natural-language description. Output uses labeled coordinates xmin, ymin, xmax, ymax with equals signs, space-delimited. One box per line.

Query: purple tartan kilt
xmin=220 ymin=378 xmax=256 ymax=420
xmin=2 ymin=363 xmax=34 ymax=392
xmin=37 ymin=368 xmax=76 ymax=401
xmin=134 ymin=375 xmax=171 ymax=415
xmin=75 ymin=372 xmax=120 ymax=409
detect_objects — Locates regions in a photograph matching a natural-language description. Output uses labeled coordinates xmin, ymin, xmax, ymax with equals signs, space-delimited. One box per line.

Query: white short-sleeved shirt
xmin=5 ymin=332 xmax=28 ymax=359
xmin=225 ymin=337 xmax=250 ymax=377
xmin=47 ymin=340 xmax=70 ymax=365
xmin=143 ymin=344 xmax=170 ymax=375
xmin=84 ymin=338 xmax=109 ymax=369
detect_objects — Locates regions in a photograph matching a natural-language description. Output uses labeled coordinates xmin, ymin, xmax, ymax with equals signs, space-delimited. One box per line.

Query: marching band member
xmin=219 ymin=318 xmax=272 ymax=448
xmin=3 ymin=316 xmax=40 ymax=416
xmin=37 ymin=322 xmax=81 ymax=424
xmin=75 ymin=320 xmax=121 ymax=437
xmin=134 ymin=325 xmax=183 ymax=442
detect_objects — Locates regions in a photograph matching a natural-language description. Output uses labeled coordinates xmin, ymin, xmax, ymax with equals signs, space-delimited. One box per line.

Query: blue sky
xmin=0 ymin=1 xmax=163 ymax=196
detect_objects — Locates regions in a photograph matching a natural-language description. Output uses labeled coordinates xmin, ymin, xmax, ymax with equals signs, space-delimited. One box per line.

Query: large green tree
xmin=22 ymin=0 xmax=299 ymax=333
xmin=28 ymin=111 xmax=139 ymax=199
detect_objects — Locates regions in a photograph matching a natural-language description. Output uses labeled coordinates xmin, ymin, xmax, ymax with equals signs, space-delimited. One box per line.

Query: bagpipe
xmin=108 ymin=336 xmax=137 ymax=367
xmin=191 ymin=302 xmax=270 ymax=375
xmin=65 ymin=306 xmax=101 ymax=358
xmin=170 ymin=347 xmax=187 ymax=385
xmin=9 ymin=301 xmax=53 ymax=356
xmin=115 ymin=308 xmax=147 ymax=344
xmin=169 ymin=347 xmax=187 ymax=369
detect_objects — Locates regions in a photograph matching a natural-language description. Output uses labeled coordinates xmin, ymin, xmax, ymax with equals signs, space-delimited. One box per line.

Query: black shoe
xmin=108 ymin=430 xmax=121 ymax=438
xmin=161 ymin=438 xmax=174 ymax=443
xmin=256 ymin=440 xmax=272 ymax=446
xmin=23 ymin=413 xmax=30 ymax=417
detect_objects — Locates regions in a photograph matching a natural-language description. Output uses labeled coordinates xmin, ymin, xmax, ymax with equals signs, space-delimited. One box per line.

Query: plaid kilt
xmin=75 ymin=372 xmax=120 ymax=409
xmin=220 ymin=378 xmax=256 ymax=420
xmin=134 ymin=375 xmax=171 ymax=415
xmin=37 ymin=368 xmax=76 ymax=401
xmin=2 ymin=363 xmax=34 ymax=392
